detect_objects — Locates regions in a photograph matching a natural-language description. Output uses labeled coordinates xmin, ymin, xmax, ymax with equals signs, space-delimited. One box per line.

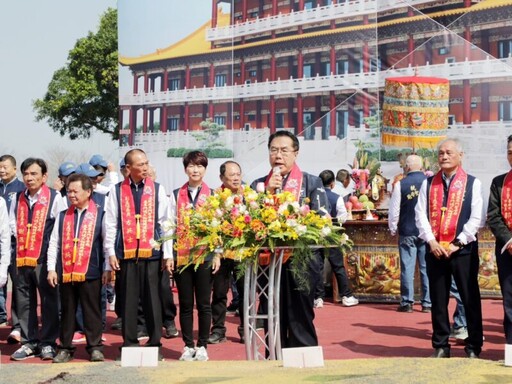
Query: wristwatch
xmin=451 ymin=239 xmax=464 ymax=249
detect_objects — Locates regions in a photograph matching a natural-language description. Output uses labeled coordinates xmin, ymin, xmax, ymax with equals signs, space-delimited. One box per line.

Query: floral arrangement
xmin=163 ymin=186 xmax=352 ymax=287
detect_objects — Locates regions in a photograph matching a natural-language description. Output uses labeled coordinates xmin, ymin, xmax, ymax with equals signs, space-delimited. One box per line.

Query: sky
xmin=0 ymin=0 xmax=118 ymax=171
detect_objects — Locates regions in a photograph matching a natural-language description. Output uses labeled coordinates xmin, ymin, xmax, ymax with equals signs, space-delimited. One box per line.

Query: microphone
xmin=273 ymin=166 xmax=282 ymax=194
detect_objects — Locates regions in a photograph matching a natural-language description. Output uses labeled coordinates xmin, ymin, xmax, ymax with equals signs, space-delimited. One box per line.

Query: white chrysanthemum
xmin=150 ymin=238 xmax=161 ymax=250
xmin=211 ymin=218 xmax=220 ymax=228
xmin=246 ymin=190 xmax=259 ymax=201
xmin=238 ymin=205 xmax=247 ymax=214
xmin=161 ymin=220 xmax=174 ymax=232
xmin=321 ymin=226 xmax=332 ymax=237
xmin=286 ymin=219 xmax=298 ymax=228
xmin=215 ymin=208 xmax=223 ymax=218
xmin=296 ymin=225 xmax=307 ymax=235
xmin=249 ymin=201 xmax=259 ymax=209
xmin=225 ymin=196 xmax=234 ymax=209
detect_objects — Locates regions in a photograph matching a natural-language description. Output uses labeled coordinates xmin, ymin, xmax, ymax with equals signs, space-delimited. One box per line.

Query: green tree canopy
xmin=33 ymin=8 xmax=118 ymax=140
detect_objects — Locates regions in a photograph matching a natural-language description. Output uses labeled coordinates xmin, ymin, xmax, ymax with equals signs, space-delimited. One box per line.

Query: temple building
xmin=119 ymin=0 xmax=512 ymax=149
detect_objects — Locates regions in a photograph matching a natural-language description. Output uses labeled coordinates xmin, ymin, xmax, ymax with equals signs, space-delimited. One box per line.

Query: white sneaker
xmin=342 ymin=296 xmax=359 ymax=307
xmin=194 ymin=346 xmax=209 ymax=361
xmin=179 ymin=346 xmax=196 ymax=361
xmin=451 ymin=326 xmax=468 ymax=341
xmin=314 ymin=298 xmax=324 ymax=308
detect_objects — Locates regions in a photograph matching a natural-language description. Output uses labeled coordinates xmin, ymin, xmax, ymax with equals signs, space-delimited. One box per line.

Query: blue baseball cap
xmin=89 ymin=154 xmax=108 ymax=169
xmin=58 ymin=162 xmax=76 ymax=177
xmin=75 ymin=163 xmax=101 ymax=178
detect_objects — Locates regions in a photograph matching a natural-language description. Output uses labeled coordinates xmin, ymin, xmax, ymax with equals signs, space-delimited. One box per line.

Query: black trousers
xmin=59 ymin=279 xmax=103 ymax=354
xmin=175 ymin=262 xmax=212 ymax=348
xmin=139 ymin=269 xmax=177 ymax=329
xmin=279 ymin=251 xmax=320 ymax=348
xmin=16 ymin=264 xmax=60 ymax=349
xmin=426 ymin=244 xmax=483 ymax=353
xmin=496 ymin=249 xmax=512 ymax=343
xmin=120 ymin=259 xmax=162 ymax=347
xmin=316 ymin=248 xmax=353 ymax=300
xmin=211 ymin=258 xmax=244 ymax=336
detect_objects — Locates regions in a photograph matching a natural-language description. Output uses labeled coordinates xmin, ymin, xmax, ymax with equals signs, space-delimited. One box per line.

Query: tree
xmin=33 ymin=8 xmax=118 ymax=140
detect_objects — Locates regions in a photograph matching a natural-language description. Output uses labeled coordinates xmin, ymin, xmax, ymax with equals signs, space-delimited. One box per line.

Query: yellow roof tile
xmin=120 ymin=1 xmax=512 ymax=66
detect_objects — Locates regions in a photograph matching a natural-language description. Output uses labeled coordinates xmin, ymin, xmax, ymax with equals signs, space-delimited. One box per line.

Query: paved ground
xmin=1 ymin=358 xmax=512 ymax=384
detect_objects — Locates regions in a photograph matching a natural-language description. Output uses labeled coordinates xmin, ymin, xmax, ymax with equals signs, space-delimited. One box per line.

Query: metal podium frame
xmin=243 ymin=249 xmax=285 ymax=360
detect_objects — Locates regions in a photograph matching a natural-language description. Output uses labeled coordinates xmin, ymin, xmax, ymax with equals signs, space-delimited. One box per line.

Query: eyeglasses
xmin=269 ymin=147 xmax=296 ymax=156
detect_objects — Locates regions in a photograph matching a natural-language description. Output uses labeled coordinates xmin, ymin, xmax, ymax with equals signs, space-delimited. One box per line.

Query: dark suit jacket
xmin=487 ymin=172 xmax=512 ymax=254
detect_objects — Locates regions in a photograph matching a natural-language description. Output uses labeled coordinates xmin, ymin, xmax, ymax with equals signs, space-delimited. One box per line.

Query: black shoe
xmin=237 ymin=326 xmax=244 ymax=344
xmin=397 ymin=304 xmax=413 ymax=313
xmin=137 ymin=329 xmax=149 ymax=341
xmin=164 ymin=321 xmax=179 ymax=338
xmin=111 ymin=317 xmax=122 ymax=331
xmin=464 ymin=347 xmax=480 ymax=359
xmin=431 ymin=348 xmax=450 ymax=358
xmin=53 ymin=349 xmax=73 ymax=363
xmin=90 ymin=350 xmax=104 ymax=362
xmin=226 ymin=302 xmax=238 ymax=313
xmin=421 ymin=306 xmax=431 ymax=313
xmin=208 ymin=333 xmax=227 ymax=344
xmin=256 ymin=319 xmax=265 ymax=330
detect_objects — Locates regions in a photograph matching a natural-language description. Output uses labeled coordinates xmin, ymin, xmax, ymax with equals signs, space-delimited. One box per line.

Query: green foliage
xmin=191 ymin=118 xmax=226 ymax=149
xmin=33 ymin=8 xmax=119 ymax=140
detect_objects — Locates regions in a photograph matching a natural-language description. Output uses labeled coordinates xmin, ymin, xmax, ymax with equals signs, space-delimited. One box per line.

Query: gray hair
xmin=437 ymin=137 xmax=463 ymax=153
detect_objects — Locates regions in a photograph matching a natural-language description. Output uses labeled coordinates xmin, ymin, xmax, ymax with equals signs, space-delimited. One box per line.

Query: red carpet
xmin=0 ymin=296 xmax=505 ymax=364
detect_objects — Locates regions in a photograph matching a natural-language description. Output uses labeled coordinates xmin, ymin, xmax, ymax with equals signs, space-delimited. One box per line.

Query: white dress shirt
xmin=388 ymin=180 xmax=401 ymax=236
xmin=103 ymin=179 xmax=173 ymax=259
xmin=334 ymin=194 xmax=348 ymax=224
xmin=47 ymin=205 xmax=110 ymax=272
xmin=8 ymin=187 xmax=67 ymax=238
xmin=415 ymin=172 xmax=484 ymax=245
xmin=0 ymin=197 xmax=11 ymax=277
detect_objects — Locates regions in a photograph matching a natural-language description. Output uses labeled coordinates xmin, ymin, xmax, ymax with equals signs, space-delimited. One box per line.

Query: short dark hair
xmin=66 ymin=173 xmax=93 ymax=193
xmin=220 ymin=160 xmax=241 ymax=176
xmin=0 ymin=155 xmax=16 ymax=166
xmin=183 ymin=150 xmax=208 ymax=168
xmin=20 ymin=158 xmax=47 ymax=175
xmin=268 ymin=130 xmax=299 ymax=152
xmin=508 ymin=135 xmax=512 ymax=144
xmin=124 ymin=149 xmax=147 ymax=166
xmin=319 ymin=170 xmax=335 ymax=187
xmin=336 ymin=169 xmax=350 ymax=183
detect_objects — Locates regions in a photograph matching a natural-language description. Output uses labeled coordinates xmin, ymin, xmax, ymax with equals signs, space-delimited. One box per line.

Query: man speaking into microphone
xmin=251 ymin=130 xmax=329 ymax=348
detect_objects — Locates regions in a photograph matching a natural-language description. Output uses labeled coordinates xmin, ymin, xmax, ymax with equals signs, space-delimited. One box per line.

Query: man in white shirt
xmin=388 ymin=155 xmax=430 ymax=313
xmin=415 ymin=138 xmax=484 ymax=359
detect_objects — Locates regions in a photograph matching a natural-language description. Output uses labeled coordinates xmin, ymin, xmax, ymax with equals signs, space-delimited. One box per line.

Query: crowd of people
xmin=0 ymin=133 xmax=512 ymax=362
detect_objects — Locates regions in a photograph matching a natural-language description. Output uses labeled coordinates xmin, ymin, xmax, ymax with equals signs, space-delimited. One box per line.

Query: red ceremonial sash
xmin=264 ymin=164 xmax=304 ymax=263
xmin=501 ymin=170 xmax=512 ymax=231
xmin=176 ymin=182 xmax=211 ymax=266
xmin=120 ymin=178 xmax=155 ymax=259
xmin=16 ymin=185 xmax=51 ymax=267
xmin=61 ymin=200 xmax=98 ymax=283
xmin=428 ymin=168 xmax=468 ymax=249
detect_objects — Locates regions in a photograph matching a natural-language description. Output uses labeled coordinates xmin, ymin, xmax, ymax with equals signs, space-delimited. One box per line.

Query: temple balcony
xmin=206 ymin=0 xmax=440 ymax=42
xmin=120 ymin=57 xmax=512 ymax=107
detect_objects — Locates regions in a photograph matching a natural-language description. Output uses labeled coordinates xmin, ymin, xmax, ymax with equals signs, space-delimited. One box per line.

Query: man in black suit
xmin=487 ymin=134 xmax=512 ymax=347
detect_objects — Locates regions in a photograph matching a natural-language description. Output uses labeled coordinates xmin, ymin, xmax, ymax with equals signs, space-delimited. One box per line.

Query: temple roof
xmin=119 ymin=0 xmax=512 ymax=67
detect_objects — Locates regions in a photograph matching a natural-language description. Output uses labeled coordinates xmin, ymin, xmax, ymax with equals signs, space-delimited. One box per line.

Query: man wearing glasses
xmin=250 ymin=130 xmax=329 ymax=348
xmin=415 ymin=138 xmax=484 ymax=359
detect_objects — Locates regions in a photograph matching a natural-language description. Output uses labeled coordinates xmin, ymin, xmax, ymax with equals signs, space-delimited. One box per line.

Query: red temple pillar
xmin=272 ymin=0 xmax=277 ymax=14
xmin=297 ymin=50 xmax=304 ymax=78
xmin=143 ymin=73 xmax=149 ymax=93
xmin=297 ymin=95 xmax=303 ymax=136
xmin=240 ymin=59 xmax=246 ymax=84
xmin=185 ymin=65 xmax=191 ymax=89
xmin=161 ymin=106 xmax=167 ymax=132
xmin=330 ymin=92 xmax=336 ymax=137
xmin=209 ymin=102 xmax=214 ymax=120
xmin=133 ymin=73 xmax=139 ymax=94
xmin=242 ymin=0 xmax=248 ymax=21
xmin=463 ymin=80 xmax=471 ymax=125
xmin=239 ymin=101 xmax=245 ymax=129
xmin=118 ymin=108 xmax=124 ymax=146
xmin=129 ymin=107 xmax=136 ymax=145
xmin=162 ymin=69 xmax=168 ymax=91
xmin=270 ymin=55 xmax=276 ymax=81
xmin=143 ymin=108 xmax=148 ymax=133
xmin=330 ymin=46 xmax=336 ymax=75
xmin=211 ymin=0 xmax=217 ymax=28
xmin=270 ymin=97 xmax=276 ymax=133
xmin=209 ymin=62 xmax=215 ymax=87
xmin=184 ymin=104 xmax=190 ymax=131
